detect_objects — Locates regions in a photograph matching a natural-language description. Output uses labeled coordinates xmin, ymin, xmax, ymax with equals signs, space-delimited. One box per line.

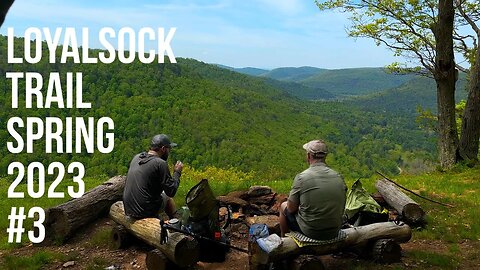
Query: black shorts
xmin=284 ymin=208 xmax=303 ymax=233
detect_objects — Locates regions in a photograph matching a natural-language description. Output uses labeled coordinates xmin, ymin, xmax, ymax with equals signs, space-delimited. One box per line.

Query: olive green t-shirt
xmin=288 ymin=162 xmax=347 ymax=240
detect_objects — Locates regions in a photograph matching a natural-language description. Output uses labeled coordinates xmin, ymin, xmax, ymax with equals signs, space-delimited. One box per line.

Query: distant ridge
xmin=215 ymin=64 xmax=269 ymax=76
xmin=219 ymin=64 xmax=418 ymax=100
xmin=260 ymin=66 xmax=327 ymax=81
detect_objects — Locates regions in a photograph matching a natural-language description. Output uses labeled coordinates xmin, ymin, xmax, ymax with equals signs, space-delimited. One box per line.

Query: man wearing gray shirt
xmin=279 ymin=140 xmax=347 ymax=240
xmin=123 ymin=134 xmax=183 ymax=219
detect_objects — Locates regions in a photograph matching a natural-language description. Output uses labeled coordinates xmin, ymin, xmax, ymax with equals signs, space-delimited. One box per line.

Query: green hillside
xmin=300 ymin=67 xmax=416 ymax=96
xmin=0 ymin=35 xmax=435 ymax=181
xmin=348 ymin=75 xmax=468 ymax=114
xmin=262 ymin=78 xmax=336 ymax=100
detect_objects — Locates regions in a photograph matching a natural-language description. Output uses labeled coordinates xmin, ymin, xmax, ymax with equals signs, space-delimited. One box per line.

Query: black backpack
xmin=184 ymin=179 xmax=229 ymax=262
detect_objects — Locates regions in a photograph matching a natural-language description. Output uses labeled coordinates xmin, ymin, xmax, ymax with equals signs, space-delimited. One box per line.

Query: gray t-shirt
xmin=288 ymin=162 xmax=346 ymax=240
xmin=123 ymin=152 xmax=180 ymax=218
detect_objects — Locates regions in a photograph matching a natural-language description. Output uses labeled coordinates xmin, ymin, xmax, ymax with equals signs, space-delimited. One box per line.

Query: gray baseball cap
xmin=151 ymin=134 xmax=177 ymax=148
xmin=303 ymin=140 xmax=328 ymax=154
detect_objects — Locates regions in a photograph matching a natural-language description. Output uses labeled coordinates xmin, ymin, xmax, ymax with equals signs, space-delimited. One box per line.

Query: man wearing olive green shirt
xmin=279 ymin=140 xmax=347 ymax=240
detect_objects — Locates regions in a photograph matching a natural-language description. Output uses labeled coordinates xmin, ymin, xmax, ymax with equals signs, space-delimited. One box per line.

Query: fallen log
xmin=375 ymin=179 xmax=425 ymax=224
xmin=44 ymin=175 xmax=126 ymax=243
xmin=109 ymin=201 xmax=199 ymax=267
xmin=249 ymin=222 xmax=411 ymax=269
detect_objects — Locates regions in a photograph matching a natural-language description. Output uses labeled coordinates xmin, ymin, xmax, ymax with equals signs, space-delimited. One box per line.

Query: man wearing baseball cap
xmin=123 ymin=134 xmax=183 ymax=219
xmin=279 ymin=139 xmax=347 ymax=240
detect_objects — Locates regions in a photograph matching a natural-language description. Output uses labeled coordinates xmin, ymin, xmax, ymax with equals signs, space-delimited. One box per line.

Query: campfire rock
xmin=246 ymin=204 xmax=269 ymax=216
xmin=217 ymin=195 xmax=248 ymax=208
xmin=247 ymin=186 xmax=272 ymax=197
xmin=248 ymin=193 xmax=276 ymax=205
xmin=268 ymin=194 xmax=288 ymax=215
xmin=226 ymin=190 xmax=249 ymax=200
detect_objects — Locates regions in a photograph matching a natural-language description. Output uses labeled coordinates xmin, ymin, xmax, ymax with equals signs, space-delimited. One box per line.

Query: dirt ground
xmin=4 ymin=218 xmax=480 ymax=270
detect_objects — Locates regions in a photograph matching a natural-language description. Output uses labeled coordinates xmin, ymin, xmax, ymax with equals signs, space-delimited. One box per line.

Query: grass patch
xmin=83 ymin=227 xmax=113 ymax=249
xmin=407 ymin=250 xmax=459 ymax=269
xmin=393 ymin=167 xmax=480 ymax=242
xmin=1 ymin=250 xmax=65 ymax=270
xmin=85 ymin=256 xmax=109 ymax=270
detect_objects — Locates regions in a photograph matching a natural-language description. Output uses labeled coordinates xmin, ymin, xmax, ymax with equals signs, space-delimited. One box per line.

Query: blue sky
xmin=1 ymin=0 xmax=406 ymax=69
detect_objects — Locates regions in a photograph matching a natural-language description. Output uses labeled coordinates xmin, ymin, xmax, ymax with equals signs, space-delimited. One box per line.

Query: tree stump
xmin=375 ymin=179 xmax=425 ymax=224
xmin=44 ymin=175 xmax=126 ymax=243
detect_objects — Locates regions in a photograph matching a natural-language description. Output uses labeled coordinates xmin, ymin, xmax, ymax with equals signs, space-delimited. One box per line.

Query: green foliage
xmin=350 ymin=75 xmax=467 ymax=114
xmin=262 ymin=78 xmax=335 ymax=100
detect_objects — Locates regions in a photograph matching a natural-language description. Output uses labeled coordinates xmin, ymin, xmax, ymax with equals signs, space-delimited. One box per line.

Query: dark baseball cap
xmin=151 ymin=134 xmax=177 ymax=148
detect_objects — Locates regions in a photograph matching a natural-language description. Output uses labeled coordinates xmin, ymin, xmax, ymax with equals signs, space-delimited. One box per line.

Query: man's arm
xmin=287 ymin=174 xmax=301 ymax=214
xmin=287 ymin=199 xmax=299 ymax=214
xmin=160 ymin=161 xmax=183 ymax=197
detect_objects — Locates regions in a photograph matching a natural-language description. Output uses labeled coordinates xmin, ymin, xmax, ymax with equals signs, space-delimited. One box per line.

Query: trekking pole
xmin=159 ymin=220 xmax=249 ymax=253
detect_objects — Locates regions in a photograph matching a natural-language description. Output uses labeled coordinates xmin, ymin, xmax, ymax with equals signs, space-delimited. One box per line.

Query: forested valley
xmin=0 ymin=35 xmax=447 ymax=182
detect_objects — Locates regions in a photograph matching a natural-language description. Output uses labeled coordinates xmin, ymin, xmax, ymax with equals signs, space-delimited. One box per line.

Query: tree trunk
xmin=109 ymin=201 xmax=200 ymax=267
xmin=43 ymin=175 xmax=126 ymax=243
xmin=249 ymin=222 xmax=411 ymax=268
xmin=0 ymin=0 xmax=14 ymax=27
xmin=459 ymin=47 xmax=480 ymax=162
xmin=434 ymin=0 xmax=458 ymax=169
xmin=375 ymin=179 xmax=425 ymax=224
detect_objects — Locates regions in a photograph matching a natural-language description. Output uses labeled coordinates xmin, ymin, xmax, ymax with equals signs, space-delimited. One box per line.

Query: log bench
xmin=109 ymin=201 xmax=200 ymax=269
xmin=249 ymin=222 xmax=412 ymax=270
